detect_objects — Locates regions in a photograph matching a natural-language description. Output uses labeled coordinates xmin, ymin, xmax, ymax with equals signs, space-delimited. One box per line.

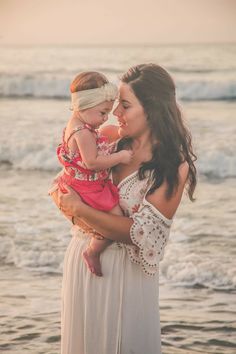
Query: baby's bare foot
xmin=83 ymin=249 xmax=103 ymax=277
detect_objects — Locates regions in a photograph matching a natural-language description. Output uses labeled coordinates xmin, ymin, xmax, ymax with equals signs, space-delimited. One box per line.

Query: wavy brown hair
xmin=119 ymin=63 xmax=197 ymax=201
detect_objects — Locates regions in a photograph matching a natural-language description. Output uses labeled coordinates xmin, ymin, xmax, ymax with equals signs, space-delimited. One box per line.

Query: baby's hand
xmin=119 ymin=149 xmax=133 ymax=164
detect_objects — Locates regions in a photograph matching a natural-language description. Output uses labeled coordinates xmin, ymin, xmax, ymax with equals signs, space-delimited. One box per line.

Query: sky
xmin=0 ymin=0 xmax=236 ymax=45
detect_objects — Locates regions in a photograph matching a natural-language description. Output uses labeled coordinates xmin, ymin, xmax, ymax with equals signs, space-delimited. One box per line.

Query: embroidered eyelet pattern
xmin=118 ymin=172 xmax=172 ymax=276
xmin=128 ymin=204 xmax=171 ymax=276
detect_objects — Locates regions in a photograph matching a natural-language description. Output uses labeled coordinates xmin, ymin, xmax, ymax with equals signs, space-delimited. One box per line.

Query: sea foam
xmin=0 ymin=143 xmax=235 ymax=179
xmin=1 ymin=73 xmax=236 ymax=101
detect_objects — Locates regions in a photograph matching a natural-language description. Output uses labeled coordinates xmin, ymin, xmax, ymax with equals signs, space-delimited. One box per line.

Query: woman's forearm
xmin=54 ymin=187 xmax=134 ymax=244
xmin=74 ymin=203 xmax=134 ymax=244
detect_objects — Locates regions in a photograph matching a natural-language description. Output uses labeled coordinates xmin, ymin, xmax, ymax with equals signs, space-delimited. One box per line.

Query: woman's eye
xmin=100 ymin=112 xmax=106 ymax=116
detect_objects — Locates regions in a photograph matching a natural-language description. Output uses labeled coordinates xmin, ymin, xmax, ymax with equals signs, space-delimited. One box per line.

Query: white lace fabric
xmin=128 ymin=203 xmax=172 ymax=275
xmin=118 ymin=171 xmax=173 ymax=276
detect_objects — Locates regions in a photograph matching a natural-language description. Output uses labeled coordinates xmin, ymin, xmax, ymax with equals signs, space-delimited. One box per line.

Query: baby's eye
xmin=100 ymin=112 xmax=106 ymax=116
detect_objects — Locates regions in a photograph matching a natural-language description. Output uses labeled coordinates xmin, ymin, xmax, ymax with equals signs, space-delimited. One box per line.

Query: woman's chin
xmin=118 ymin=127 xmax=128 ymax=138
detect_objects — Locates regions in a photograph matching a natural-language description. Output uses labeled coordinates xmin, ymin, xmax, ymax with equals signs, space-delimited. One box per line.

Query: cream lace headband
xmin=70 ymin=83 xmax=118 ymax=111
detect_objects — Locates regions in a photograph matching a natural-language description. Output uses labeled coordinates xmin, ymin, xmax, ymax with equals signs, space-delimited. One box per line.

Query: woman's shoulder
xmin=178 ymin=160 xmax=189 ymax=185
xmin=144 ymin=161 xmax=189 ymax=220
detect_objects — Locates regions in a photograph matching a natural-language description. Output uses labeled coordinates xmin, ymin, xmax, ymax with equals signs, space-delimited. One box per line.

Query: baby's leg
xmin=83 ymin=203 xmax=123 ymax=276
xmin=83 ymin=237 xmax=110 ymax=276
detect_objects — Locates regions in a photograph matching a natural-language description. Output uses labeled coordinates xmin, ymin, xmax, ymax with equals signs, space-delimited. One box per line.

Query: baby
xmin=51 ymin=71 xmax=132 ymax=276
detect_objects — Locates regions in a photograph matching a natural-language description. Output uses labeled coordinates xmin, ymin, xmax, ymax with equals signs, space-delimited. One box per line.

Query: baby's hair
xmin=70 ymin=71 xmax=109 ymax=93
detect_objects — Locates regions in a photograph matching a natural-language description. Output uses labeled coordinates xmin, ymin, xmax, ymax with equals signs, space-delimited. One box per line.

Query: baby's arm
xmin=74 ymin=129 xmax=132 ymax=170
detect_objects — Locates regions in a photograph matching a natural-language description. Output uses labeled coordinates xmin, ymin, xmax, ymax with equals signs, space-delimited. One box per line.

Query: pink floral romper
xmin=56 ymin=123 xmax=119 ymax=211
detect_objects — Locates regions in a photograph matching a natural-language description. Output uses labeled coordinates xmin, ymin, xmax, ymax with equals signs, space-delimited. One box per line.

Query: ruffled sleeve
xmin=127 ymin=200 xmax=172 ymax=276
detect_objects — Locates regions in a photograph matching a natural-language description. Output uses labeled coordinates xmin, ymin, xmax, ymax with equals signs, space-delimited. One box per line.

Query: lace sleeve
xmin=127 ymin=201 xmax=172 ymax=276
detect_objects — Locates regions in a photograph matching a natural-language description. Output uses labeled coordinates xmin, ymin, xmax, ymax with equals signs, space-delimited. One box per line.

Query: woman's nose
xmin=113 ymin=104 xmax=121 ymax=117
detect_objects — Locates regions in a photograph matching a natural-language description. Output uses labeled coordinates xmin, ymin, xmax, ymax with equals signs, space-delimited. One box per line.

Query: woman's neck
xmin=131 ymin=131 xmax=153 ymax=160
xmin=113 ymin=131 xmax=153 ymax=184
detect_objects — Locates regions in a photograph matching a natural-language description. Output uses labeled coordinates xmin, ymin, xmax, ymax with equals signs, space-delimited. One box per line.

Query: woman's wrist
xmin=71 ymin=215 xmax=105 ymax=240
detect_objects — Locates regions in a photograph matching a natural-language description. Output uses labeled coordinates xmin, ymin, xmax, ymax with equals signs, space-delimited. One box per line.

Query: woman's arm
xmin=55 ymin=161 xmax=189 ymax=243
xmin=73 ymin=202 xmax=134 ymax=244
xmin=53 ymin=187 xmax=134 ymax=244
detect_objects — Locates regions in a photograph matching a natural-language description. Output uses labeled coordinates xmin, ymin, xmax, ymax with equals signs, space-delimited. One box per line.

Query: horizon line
xmin=0 ymin=40 xmax=235 ymax=47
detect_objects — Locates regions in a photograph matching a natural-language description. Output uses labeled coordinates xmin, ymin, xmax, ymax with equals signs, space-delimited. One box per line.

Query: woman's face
xmin=113 ymin=83 xmax=149 ymax=139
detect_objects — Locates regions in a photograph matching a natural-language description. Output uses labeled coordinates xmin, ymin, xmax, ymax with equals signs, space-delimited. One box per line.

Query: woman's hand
xmin=50 ymin=186 xmax=100 ymax=235
xmin=50 ymin=187 xmax=70 ymax=218
xmin=56 ymin=185 xmax=85 ymax=217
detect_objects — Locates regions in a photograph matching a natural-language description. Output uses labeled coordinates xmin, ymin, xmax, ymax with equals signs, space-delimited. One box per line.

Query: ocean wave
xmin=0 ymin=143 xmax=59 ymax=172
xmin=0 ymin=74 xmax=70 ymax=99
xmin=168 ymin=66 xmax=236 ymax=74
xmin=0 ymin=235 xmax=64 ymax=274
xmin=161 ymin=250 xmax=236 ymax=291
xmin=198 ymin=150 xmax=236 ymax=179
xmin=0 ymin=145 xmax=235 ymax=179
xmin=177 ymin=80 xmax=236 ymax=101
xmin=0 ymin=73 xmax=236 ymax=101
xmin=1 ymin=234 xmax=235 ymax=291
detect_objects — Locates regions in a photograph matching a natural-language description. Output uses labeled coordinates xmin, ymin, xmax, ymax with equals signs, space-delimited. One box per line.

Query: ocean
xmin=0 ymin=43 xmax=236 ymax=354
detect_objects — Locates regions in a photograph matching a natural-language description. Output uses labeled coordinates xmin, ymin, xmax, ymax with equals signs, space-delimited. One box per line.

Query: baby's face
xmin=81 ymin=101 xmax=114 ymax=128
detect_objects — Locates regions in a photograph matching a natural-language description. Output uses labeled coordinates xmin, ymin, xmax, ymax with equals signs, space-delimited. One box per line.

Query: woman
xmin=51 ymin=63 xmax=197 ymax=354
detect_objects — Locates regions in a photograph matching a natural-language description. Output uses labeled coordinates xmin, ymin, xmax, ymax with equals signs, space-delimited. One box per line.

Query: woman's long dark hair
xmin=119 ymin=63 xmax=197 ymax=201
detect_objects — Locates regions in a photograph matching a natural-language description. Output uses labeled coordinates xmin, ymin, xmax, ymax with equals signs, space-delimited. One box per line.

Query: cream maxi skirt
xmin=61 ymin=227 xmax=162 ymax=354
